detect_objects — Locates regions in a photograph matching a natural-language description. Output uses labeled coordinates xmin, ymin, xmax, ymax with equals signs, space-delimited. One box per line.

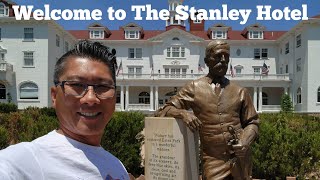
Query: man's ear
xmin=51 ymin=86 xmax=57 ymax=108
xmin=204 ymin=57 xmax=209 ymax=65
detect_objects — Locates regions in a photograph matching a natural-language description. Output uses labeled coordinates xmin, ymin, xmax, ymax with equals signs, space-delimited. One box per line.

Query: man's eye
xmin=96 ymin=85 xmax=113 ymax=91
xmin=69 ymin=83 xmax=85 ymax=88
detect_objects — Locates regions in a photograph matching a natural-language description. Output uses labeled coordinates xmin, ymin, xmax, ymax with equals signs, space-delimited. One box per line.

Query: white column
xmin=150 ymin=86 xmax=154 ymax=111
xmin=258 ymin=87 xmax=263 ymax=112
xmin=120 ymin=85 xmax=124 ymax=111
xmin=125 ymin=85 xmax=129 ymax=111
xmin=155 ymin=86 xmax=159 ymax=110
xmin=253 ymin=87 xmax=258 ymax=111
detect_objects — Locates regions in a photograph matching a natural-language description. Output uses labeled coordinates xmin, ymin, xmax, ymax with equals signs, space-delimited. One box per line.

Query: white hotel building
xmin=0 ymin=0 xmax=319 ymax=113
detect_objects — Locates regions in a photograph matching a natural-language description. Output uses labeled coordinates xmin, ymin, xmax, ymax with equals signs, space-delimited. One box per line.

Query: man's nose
xmin=80 ymin=86 xmax=100 ymax=105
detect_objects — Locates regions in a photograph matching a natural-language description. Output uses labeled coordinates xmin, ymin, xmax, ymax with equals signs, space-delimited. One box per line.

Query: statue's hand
xmin=232 ymin=140 xmax=248 ymax=157
xmin=181 ymin=111 xmax=202 ymax=132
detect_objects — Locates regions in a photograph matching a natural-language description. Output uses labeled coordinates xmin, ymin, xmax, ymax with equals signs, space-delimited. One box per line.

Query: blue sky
xmin=14 ymin=0 xmax=319 ymax=31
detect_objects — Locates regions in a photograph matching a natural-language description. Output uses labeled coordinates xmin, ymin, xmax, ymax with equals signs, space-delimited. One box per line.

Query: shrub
xmin=252 ymin=113 xmax=320 ymax=179
xmin=280 ymin=94 xmax=293 ymax=112
xmin=101 ymin=111 xmax=145 ymax=176
xmin=0 ymin=126 xmax=9 ymax=149
xmin=0 ymin=103 xmax=17 ymax=113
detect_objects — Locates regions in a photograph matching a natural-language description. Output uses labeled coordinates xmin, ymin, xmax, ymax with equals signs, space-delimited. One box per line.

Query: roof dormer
xmin=88 ymin=23 xmax=111 ymax=39
xmin=0 ymin=1 xmax=10 ymax=17
xmin=122 ymin=23 xmax=144 ymax=40
xmin=241 ymin=23 xmax=266 ymax=40
xmin=207 ymin=24 xmax=230 ymax=40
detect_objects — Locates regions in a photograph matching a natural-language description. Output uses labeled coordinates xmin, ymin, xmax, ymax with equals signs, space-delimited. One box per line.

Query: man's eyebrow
xmin=64 ymin=76 xmax=114 ymax=84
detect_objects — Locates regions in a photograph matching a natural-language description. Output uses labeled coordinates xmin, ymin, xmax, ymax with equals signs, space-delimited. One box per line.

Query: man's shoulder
xmin=0 ymin=142 xmax=34 ymax=158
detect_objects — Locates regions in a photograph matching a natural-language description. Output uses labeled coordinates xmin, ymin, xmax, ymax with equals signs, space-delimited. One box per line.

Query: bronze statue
xmin=155 ymin=40 xmax=259 ymax=180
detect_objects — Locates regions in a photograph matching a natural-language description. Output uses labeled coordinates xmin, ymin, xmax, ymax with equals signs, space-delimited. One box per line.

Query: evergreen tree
xmin=280 ymin=93 xmax=293 ymax=112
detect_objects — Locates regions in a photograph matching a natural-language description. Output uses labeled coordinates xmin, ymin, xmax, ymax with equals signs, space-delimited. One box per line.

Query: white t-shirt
xmin=0 ymin=130 xmax=129 ymax=180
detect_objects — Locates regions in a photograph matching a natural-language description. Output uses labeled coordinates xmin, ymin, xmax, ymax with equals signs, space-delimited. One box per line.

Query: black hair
xmin=54 ymin=40 xmax=117 ymax=85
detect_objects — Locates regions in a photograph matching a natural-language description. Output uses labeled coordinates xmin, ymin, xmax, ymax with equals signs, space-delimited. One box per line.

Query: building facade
xmin=0 ymin=0 xmax=76 ymax=109
xmin=1 ymin=0 xmax=320 ymax=113
xmin=70 ymin=0 xmax=320 ymax=113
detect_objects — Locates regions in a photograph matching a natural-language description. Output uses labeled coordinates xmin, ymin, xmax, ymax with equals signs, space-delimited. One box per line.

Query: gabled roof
xmin=69 ymin=29 xmax=286 ymax=41
xmin=87 ymin=23 xmax=111 ymax=35
xmin=148 ymin=28 xmax=204 ymax=41
xmin=122 ymin=22 xmax=143 ymax=29
xmin=1 ymin=0 xmax=16 ymax=5
xmin=242 ymin=23 xmax=266 ymax=35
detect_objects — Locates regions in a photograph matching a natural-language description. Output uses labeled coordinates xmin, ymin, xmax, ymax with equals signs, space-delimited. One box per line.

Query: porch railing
xmin=116 ymin=73 xmax=289 ymax=81
xmin=262 ymin=105 xmax=281 ymax=112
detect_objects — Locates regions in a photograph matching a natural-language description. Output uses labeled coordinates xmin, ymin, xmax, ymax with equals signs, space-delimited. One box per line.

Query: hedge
xmin=0 ymin=103 xmax=17 ymax=113
xmin=252 ymin=113 xmax=320 ymax=179
xmin=0 ymin=105 xmax=319 ymax=178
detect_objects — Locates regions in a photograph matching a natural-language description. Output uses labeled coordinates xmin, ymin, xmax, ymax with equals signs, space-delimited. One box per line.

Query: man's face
xmin=51 ymin=57 xmax=115 ymax=137
xmin=205 ymin=49 xmax=230 ymax=77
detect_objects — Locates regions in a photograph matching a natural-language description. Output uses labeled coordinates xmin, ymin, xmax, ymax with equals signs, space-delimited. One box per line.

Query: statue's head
xmin=204 ymin=40 xmax=230 ymax=77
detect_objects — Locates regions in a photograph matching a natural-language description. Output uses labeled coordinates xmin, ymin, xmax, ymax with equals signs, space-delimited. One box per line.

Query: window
xmin=262 ymin=92 xmax=268 ymax=105
xmin=296 ymin=58 xmax=301 ymax=72
xmin=0 ymin=3 xmax=9 ymax=17
xmin=64 ymin=42 xmax=69 ymax=52
xmin=296 ymin=34 xmax=301 ymax=48
xmin=128 ymin=67 xmax=142 ymax=78
xmin=318 ymin=87 xmax=320 ymax=103
xmin=56 ymin=35 xmax=60 ymax=47
xmin=24 ymin=28 xmax=34 ymax=41
xmin=249 ymin=31 xmax=263 ymax=39
xmin=20 ymin=82 xmax=38 ymax=99
xmin=286 ymin=65 xmax=289 ymax=73
xmin=0 ymin=84 xmax=5 ymax=99
xmin=128 ymin=48 xmax=142 ymax=59
xmin=0 ymin=28 xmax=1 ymax=40
xmin=193 ymin=19 xmax=201 ymax=23
xmin=89 ymin=30 xmax=104 ymax=39
xmin=285 ymin=42 xmax=289 ymax=54
xmin=23 ymin=51 xmax=34 ymax=67
xmin=296 ymin=88 xmax=301 ymax=104
xmin=0 ymin=53 xmax=4 ymax=61
xmin=164 ymin=68 xmax=187 ymax=78
xmin=254 ymin=68 xmax=260 ymax=74
xmin=236 ymin=69 xmax=242 ymax=74
xmin=212 ymin=31 xmax=227 ymax=39
xmin=167 ymin=47 xmax=185 ymax=58
xmin=253 ymin=48 xmax=268 ymax=59
xmin=139 ymin=92 xmax=150 ymax=104
xmin=280 ymin=67 xmax=283 ymax=74
xmin=125 ymin=30 xmax=139 ymax=39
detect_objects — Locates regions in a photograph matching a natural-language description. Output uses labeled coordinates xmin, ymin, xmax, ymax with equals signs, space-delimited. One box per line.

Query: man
xmin=0 ymin=40 xmax=129 ymax=180
xmin=156 ymin=40 xmax=259 ymax=180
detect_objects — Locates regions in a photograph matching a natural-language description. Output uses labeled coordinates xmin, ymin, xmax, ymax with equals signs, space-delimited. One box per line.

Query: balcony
xmin=115 ymin=103 xmax=282 ymax=113
xmin=0 ymin=61 xmax=14 ymax=85
xmin=116 ymin=73 xmax=290 ymax=81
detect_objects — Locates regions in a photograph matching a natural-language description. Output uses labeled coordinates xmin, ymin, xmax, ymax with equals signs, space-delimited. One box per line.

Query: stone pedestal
xmin=144 ymin=117 xmax=199 ymax=180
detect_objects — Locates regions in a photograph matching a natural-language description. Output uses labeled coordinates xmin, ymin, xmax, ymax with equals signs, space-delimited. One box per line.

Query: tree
xmin=281 ymin=93 xmax=293 ymax=112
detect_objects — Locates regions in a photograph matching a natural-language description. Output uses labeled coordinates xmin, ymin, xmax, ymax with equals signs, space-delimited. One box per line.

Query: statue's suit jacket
xmin=159 ymin=76 xmax=259 ymax=180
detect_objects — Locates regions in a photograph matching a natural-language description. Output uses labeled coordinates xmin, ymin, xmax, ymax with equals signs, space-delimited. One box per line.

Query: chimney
xmin=189 ymin=12 xmax=205 ymax=31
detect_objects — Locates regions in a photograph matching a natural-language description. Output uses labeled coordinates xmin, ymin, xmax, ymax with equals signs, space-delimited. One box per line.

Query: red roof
xmin=69 ymin=30 xmax=164 ymax=40
xmin=69 ymin=29 xmax=286 ymax=41
xmin=312 ymin=14 xmax=320 ymax=18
